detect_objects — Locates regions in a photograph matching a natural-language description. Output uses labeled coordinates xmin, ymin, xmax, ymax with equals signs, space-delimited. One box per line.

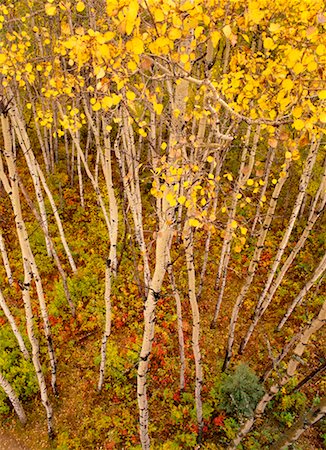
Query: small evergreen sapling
xmin=219 ymin=363 xmax=264 ymax=418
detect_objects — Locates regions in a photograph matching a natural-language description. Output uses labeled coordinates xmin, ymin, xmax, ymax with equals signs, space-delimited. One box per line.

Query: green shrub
xmin=219 ymin=363 xmax=264 ymax=418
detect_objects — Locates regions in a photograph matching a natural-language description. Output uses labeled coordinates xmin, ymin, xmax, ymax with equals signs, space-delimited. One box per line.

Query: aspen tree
xmin=264 ymin=167 xmax=326 ymax=328
xmin=271 ymin=397 xmax=326 ymax=450
xmin=240 ymin=138 xmax=320 ymax=353
xmin=0 ymin=229 xmax=13 ymax=286
xmin=0 ymin=112 xmax=57 ymax=396
xmin=0 ymin=115 xmax=54 ymax=437
xmin=0 ymin=372 xmax=27 ymax=425
xmin=7 ymin=95 xmax=77 ymax=273
xmin=230 ymin=296 xmax=326 ymax=449
xmin=222 ymin=155 xmax=291 ymax=370
xmin=278 ymin=251 xmax=326 ymax=330
xmin=17 ymin=176 xmax=75 ymax=316
xmin=0 ymin=288 xmax=29 ymax=360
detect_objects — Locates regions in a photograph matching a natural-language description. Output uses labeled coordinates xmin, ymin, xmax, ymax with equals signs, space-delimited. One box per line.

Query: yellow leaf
xmin=320 ymin=112 xmax=326 ymax=123
xmin=178 ymin=196 xmax=186 ymax=205
xmin=282 ymin=78 xmax=294 ymax=91
xmin=272 ymin=179 xmax=277 ymax=185
xmin=189 ymin=218 xmax=201 ymax=227
xmin=154 ymin=103 xmax=163 ymax=115
xmin=247 ymin=179 xmax=254 ymax=186
xmin=168 ymin=28 xmax=182 ymax=41
xmin=180 ymin=53 xmax=189 ymax=64
xmin=240 ymin=226 xmax=247 ymax=235
xmin=316 ymin=44 xmax=325 ymax=56
xmin=45 ymin=3 xmax=57 ymax=16
xmin=125 ymin=0 xmax=139 ymax=36
xmin=154 ymin=8 xmax=164 ymax=22
xmin=76 ymin=1 xmax=85 ymax=12
xmin=231 ymin=220 xmax=238 ymax=229
xmin=166 ymin=192 xmax=177 ymax=207
xmin=223 ymin=25 xmax=232 ymax=39
xmin=211 ymin=31 xmax=221 ymax=48
xmin=126 ymin=90 xmax=136 ymax=100
xmin=293 ymin=119 xmax=305 ymax=131
xmin=126 ymin=37 xmax=144 ymax=55
xmin=263 ymin=37 xmax=275 ymax=50
xmin=293 ymin=62 xmax=304 ymax=75
xmin=207 ymin=155 xmax=214 ymax=163
xmin=318 ymin=90 xmax=326 ymax=100
xmin=292 ymin=106 xmax=302 ymax=118
xmin=92 ymin=102 xmax=101 ymax=111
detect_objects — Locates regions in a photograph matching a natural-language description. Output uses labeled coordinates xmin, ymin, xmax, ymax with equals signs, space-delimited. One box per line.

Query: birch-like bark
xmin=271 ymin=397 xmax=326 ymax=450
xmin=0 ymin=371 xmax=27 ymax=425
xmin=240 ymin=138 xmax=320 ymax=353
xmin=183 ymin=223 xmax=203 ymax=442
xmin=167 ymin=252 xmax=186 ymax=390
xmin=137 ymin=219 xmax=173 ymax=450
xmin=57 ymin=103 xmax=112 ymax=236
xmin=115 ymin=105 xmax=151 ymax=294
xmin=17 ymin=175 xmax=75 ymax=316
xmin=7 ymin=96 xmax=77 ymax=273
xmin=277 ymin=251 xmax=326 ymax=330
xmin=230 ymin=296 xmax=326 ymax=449
xmin=222 ymin=157 xmax=291 ymax=370
xmin=250 ymin=145 xmax=275 ymax=237
xmin=7 ymin=92 xmax=52 ymax=258
xmin=98 ymin=119 xmax=119 ymax=391
xmin=1 ymin=113 xmax=57 ymax=396
xmin=266 ymin=175 xmax=326 ymax=328
xmin=0 ymin=228 xmax=13 ymax=285
xmin=211 ymin=125 xmax=260 ymax=327
xmin=0 ymin=114 xmax=54 ymax=436
xmin=0 ymin=287 xmax=30 ymax=359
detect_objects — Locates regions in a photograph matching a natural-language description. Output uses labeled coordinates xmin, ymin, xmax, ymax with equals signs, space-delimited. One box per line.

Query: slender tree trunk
xmin=0 ymin=371 xmax=27 ymax=425
xmin=0 ymin=113 xmax=54 ymax=437
xmin=277 ymin=251 xmax=326 ymax=330
xmin=240 ymin=138 xmax=320 ymax=353
xmin=0 ymin=228 xmax=13 ymax=285
xmin=167 ymin=252 xmax=186 ymax=390
xmin=1 ymin=113 xmax=57 ymax=396
xmin=222 ymin=156 xmax=291 ymax=370
xmin=0 ymin=287 xmax=30 ymax=359
xmin=183 ymin=223 xmax=203 ymax=442
xmin=98 ymin=119 xmax=119 ymax=391
xmin=271 ymin=397 xmax=326 ymax=450
xmin=230 ymin=296 xmax=326 ymax=449
xmin=17 ymin=176 xmax=75 ymax=316
xmin=137 ymin=221 xmax=173 ymax=449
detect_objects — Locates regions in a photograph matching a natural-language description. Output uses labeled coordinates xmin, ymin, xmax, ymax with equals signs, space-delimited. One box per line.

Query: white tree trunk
xmin=0 ymin=228 xmax=13 ymax=285
xmin=230 ymin=296 xmax=326 ymax=449
xmin=0 ymin=287 xmax=30 ymax=359
xmin=240 ymin=138 xmax=320 ymax=352
xmin=0 ymin=371 xmax=27 ymax=425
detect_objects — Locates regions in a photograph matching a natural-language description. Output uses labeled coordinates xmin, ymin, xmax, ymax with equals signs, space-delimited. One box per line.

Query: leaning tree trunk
xmin=0 ymin=371 xmax=27 ymax=425
xmin=277 ymin=251 xmax=326 ymax=330
xmin=270 ymin=397 xmax=326 ymax=450
xmin=230 ymin=295 xmax=326 ymax=449
xmin=222 ymin=154 xmax=290 ymax=371
xmin=0 ymin=287 xmax=30 ymax=359
xmin=0 ymin=228 xmax=13 ymax=286
xmin=0 ymin=113 xmax=54 ymax=437
xmin=1 ymin=113 xmax=57 ymax=396
xmin=240 ymin=137 xmax=320 ymax=353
